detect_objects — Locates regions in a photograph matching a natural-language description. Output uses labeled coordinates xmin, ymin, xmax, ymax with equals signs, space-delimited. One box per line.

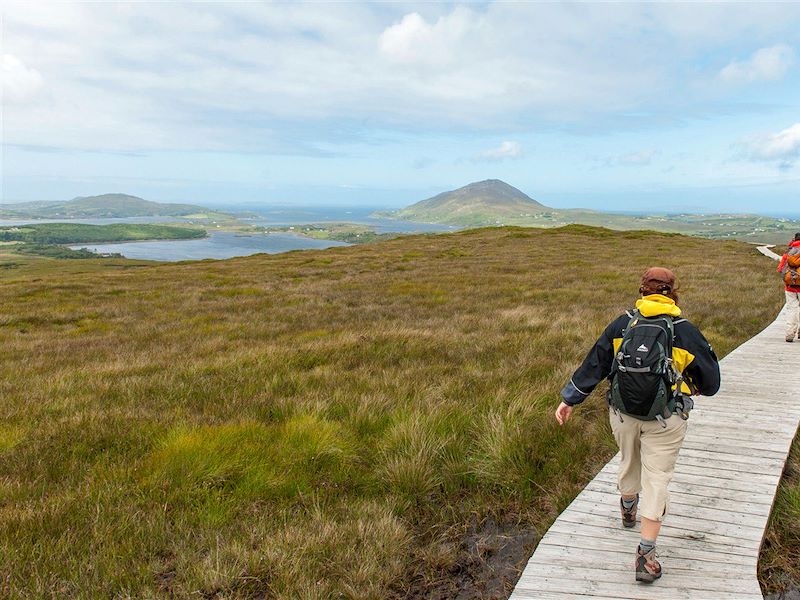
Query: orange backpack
xmin=784 ymin=247 xmax=800 ymax=286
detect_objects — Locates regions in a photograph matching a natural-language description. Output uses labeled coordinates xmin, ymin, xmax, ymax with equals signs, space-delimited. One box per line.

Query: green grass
xmin=760 ymin=434 xmax=800 ymax=595
xmin=0 ymin=222 xmax=206 ymax=245
xmin=0 ymin=225 xmax=789 ymax=598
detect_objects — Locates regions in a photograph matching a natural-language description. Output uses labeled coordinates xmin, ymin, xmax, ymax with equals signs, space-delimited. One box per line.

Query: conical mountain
xmin=389 ymin=179 xmax=548 ymax=226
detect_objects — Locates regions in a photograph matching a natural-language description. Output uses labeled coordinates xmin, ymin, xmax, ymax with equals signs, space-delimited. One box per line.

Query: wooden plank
xmin=593 ymin=470 xmax=777 ymax=497
xmin=676 ymin=446 xmax=787 ymax=469
xmin=567 ymin=494 xmax=769 ymax=531
xmin=554 ymin=509 xmax=764 ymax=546
xmin=547 ymin=519 xmax=758 ymax=558
xmin=517 ymin=564 xmax=758 ymax=594
xmin=678 ymin=439 xmax=787 ymax=458
xmin=535 ymin=531 xmax=756 ymax=567
xmin=675 ymin=453 xmax=785 ymax=475
xmin=584 ymin=477 xmax=775 ymax=507
xmin=575 ymin=489 xmax=773 ymax=521
xmin=532 ymin=544 xmax=755 ymax=574
xmin=513 ymin=577 xmax=763 ymax=600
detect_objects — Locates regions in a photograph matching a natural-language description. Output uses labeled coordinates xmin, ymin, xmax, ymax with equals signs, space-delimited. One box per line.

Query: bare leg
xmin=641 ymin=516 xmax=661 ymax=541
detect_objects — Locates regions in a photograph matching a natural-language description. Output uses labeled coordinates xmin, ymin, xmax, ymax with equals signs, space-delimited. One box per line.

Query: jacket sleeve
xmin=560 ymin=316 xmax=624 ymax=406
xmin=679 ymin=323 xmax=720 ymax=396
xmin=779 ymin=254 xmax=788 ymax=273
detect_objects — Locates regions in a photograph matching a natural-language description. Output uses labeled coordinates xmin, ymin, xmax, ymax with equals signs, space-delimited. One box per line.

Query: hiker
xmin=777 ymin=232 xmax=800 ymax=342
xmin=553 ymin=267 xmax=720 ymax=583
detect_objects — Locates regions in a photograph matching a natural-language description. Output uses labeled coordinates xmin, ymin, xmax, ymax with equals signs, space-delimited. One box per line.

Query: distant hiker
xmin=777 ymin=232 xmax=800 ymax=342
xmin=554 ymin=267 xmax=720 ymax=583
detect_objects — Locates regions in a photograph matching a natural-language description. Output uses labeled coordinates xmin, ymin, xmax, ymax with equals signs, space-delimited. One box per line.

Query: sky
xmin=2 ymin=2 xmax=800 ymax=214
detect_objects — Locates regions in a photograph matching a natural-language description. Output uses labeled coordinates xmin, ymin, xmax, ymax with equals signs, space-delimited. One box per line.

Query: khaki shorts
xmin=609 ymin=407 xmax=688 ymax=521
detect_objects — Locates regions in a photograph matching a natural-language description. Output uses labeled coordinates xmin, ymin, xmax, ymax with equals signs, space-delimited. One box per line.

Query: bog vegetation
xmin=0 ymin=225 xmax=792 ymax=598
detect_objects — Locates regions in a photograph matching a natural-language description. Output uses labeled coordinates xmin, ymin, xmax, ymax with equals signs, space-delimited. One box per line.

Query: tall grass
xmin=0 ymin=225 xmax=787 ymax=598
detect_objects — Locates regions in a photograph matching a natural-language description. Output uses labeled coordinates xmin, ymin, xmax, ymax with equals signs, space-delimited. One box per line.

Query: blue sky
xmin=2 ymin=2 xmax=800 ymax=214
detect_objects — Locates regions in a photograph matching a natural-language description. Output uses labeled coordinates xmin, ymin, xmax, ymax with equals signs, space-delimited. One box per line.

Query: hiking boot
xmin=636 ymin=546 xmax=662 ymax=583
xmin=620 ymin=495 xmax=638 ymax=528
xmin=787 ymin=335 xmax=795 ymax=343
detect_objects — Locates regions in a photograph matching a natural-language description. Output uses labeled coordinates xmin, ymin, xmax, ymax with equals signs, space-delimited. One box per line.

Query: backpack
xmin=609 ymin=310 xmax=678 ymax=421
xmin=783 ymin=246 xmax=800 ymax=287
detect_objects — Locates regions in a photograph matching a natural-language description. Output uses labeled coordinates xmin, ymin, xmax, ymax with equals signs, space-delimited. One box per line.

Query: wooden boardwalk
xmin=511 ymin=251 xmax=799 ymax=599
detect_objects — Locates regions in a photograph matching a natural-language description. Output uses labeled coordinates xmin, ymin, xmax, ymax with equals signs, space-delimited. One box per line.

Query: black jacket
xmin=560 ymin=296 xmax=720 ymax=406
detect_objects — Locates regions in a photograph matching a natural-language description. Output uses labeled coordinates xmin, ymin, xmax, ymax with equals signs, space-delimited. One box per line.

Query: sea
xmin=0 ymin=206 xmax=455 ymax=262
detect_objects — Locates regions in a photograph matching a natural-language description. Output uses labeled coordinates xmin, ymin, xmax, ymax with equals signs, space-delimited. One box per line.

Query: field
xmin=0 ymin=225 xmax=792 ymax=598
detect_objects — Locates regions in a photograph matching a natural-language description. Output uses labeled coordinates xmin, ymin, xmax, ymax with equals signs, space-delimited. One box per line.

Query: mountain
xmin=0 ymin=193 xmax=210 ymax=219
xmin=379 ymin=180 xmax=800 ymax=244
xmin=384 ymin=179 xmax=547 ymax=226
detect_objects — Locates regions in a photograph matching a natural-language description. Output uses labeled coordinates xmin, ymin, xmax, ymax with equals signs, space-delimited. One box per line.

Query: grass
xmin=760 ymin=434 xmax=800 ymax=595
xmin=0 ymin=224 xmax=789 ymax=598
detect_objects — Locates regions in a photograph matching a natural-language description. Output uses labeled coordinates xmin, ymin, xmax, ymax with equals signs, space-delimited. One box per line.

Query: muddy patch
xmin=766 ymin=588 xmax=800 ymax=600
xmin=403 ymin=516 xmax=537 ymax=599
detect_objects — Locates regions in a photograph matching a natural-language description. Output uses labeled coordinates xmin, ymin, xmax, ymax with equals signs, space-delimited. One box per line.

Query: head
xmin=794 ymin=232 xmax=800 ymax=242
xmin=639 ymin=267 xmax=679 ymax=304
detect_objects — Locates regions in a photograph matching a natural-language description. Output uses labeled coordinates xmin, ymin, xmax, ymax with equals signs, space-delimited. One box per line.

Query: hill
xmin=381 ymin=180 xmax=800 ymax=244
xmin=0 ymin=226 xmax=792 ymax=598
xmin=383 ymin=179 xmax=547 ymax=226
xmin=0 ymin=193 xmax=211 ymax=219
xmin=0 ymin=223 xmax=206 ymax=244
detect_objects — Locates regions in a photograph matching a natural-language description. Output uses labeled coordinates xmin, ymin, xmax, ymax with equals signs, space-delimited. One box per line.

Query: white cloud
xmin=3 ymin=3 xmax=800 ymax=153
xmin=1 ymin=54 xmax=44 ymax=104
xmin=738 ymin=123 xmax=800 ymax=168
xmin=378 ymin=9 xmax=478 ymax=67
xmin=719 ymin=44 xmax=795 ymax=84
xmin=619 ymin=150 xmax=657 ymax=166
xmin=477 ymin=141 xmax=523 ymax=161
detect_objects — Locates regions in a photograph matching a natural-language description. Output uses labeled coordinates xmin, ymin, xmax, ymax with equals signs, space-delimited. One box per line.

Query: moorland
xmin=0 ymin=225 xmax=796 ymax=598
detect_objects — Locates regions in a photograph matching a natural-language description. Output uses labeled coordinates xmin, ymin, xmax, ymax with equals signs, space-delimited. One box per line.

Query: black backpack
xmin=609 ymin=310 xmax=678 ymax=422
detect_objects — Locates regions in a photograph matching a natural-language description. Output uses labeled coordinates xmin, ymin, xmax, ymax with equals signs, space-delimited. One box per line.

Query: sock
xmin=639 ymin=538 xmax=656 ymax=554
xmin=621 ymin=497 xmax=637 ymax=510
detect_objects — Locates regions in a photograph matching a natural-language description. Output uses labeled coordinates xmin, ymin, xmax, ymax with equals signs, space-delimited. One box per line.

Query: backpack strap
xmin=611 ymin=310 xmax=640 ymax=377
xmin=657 ymin=315 xmax=683 ymax=403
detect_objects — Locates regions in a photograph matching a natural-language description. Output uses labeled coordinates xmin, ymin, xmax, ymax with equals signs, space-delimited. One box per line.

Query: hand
xmin=555 ymin=401 xmax=573 ymax=426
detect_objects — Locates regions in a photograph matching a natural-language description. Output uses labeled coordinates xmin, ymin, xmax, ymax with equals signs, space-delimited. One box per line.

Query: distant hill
xmin=382 ymin=179 xmax=547 ymax=226
xmin=0 ymin=193 xmax=211 ymax=219
xmin=379 ymin=179 xmax=800 ymax=244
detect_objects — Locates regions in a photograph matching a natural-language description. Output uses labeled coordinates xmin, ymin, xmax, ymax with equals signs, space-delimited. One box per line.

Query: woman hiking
xmin=777 ymin=232 xmax=800 ymax=342
xmin=554 ymin=267 xmax=720 ymax=583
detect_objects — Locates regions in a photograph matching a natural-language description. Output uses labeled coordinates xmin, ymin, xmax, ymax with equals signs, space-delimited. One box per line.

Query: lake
xmin=39 ymin=205 xmax=457 ymax=261
xmin=72 ymin=231 xmax=351 ymax=261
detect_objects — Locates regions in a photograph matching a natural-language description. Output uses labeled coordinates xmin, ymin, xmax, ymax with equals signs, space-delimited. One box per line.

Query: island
xmin=0 ymin=193 xmax=233 ymax=220
xmin=0 ymin=223 xmax=207 ymax=259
